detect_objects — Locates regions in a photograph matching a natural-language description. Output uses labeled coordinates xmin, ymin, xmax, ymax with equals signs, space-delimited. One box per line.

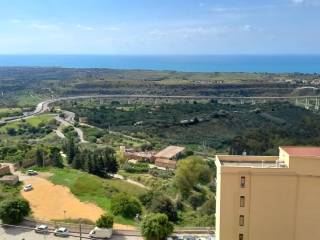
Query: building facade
xmin=215 ymin=146 xmax=320 ymax=240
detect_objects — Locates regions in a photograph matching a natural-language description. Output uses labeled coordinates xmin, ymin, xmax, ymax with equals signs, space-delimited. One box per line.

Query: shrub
xmin=150 ymin=194 xmax=178 ymax=222
xmin=188 ymin=191 xmax=206 ymax=210
xmin=148 ymin=168 xmax=174 ymax=179
xmin=122 ymin=162 xmax=149 ymax=173
xmin=96 ymin=213 xmax=114 ymax=229
xmin=0 ymin=198 xmax=30 ymax=224
xmin=141 ymin=213 xmax=174 ymax=240
xmin=110 ymin=193 xmax=142 ymax=218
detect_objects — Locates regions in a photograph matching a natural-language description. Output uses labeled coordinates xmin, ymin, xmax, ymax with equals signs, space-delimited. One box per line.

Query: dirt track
xmin=21 ymin=176 xmax=135 ymax=230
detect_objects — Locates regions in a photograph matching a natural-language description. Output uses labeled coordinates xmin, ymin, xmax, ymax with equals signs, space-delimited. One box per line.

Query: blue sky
xmin=0 ymin=0 xmax=319 ymax=54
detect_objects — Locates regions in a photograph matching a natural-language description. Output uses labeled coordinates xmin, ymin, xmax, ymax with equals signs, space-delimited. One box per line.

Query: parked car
xmin=27 ymin=169 xmax=38 ymax=176
xmin=35 ymin=224 xmax=49 ymax=234
xmin=54 ymin=227 xmax=69 ymax=237
xmin=89 ymin=227 xmax=112 ymax=239
xmin=23 ymin=184 xmax=33 ymax=192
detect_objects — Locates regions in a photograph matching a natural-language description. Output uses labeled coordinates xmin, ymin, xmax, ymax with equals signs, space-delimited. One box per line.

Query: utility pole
xmin=79 ymin=220 xmax=82 ymax=240
xmin=42 ymin=151 xmax=45 ymax=168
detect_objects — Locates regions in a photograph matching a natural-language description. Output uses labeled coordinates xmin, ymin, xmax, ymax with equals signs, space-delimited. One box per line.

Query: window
xmin=239 ymin=234 xmax=244 ymax=240
xmin=239 ymin=215 xmax=244 ymax=226
xmin=240 ymin=196 xmax=245 ymax=207
xmin=240 ymin=176 xmax=246 ymax=188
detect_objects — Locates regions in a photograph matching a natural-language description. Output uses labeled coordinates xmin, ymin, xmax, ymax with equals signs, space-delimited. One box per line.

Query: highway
xmin=2 ymin=94 xmax=320 ymax=124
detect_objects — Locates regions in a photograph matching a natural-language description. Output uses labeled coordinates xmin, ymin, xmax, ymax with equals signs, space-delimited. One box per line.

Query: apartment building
xmin=215 ymin=146 xmax=320 ymax=240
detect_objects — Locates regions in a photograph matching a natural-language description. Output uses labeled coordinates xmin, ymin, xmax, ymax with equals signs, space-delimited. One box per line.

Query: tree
xmin=188 ymin=191 xmax=206 ymax=210
xmin=72 ymin=153 xmax=82 ymax=169
xmin=110 ymin=193 xmax=142 ymax=218
xmin=49 ymin=147 xmax=63 ymax=168
xmin=141 ymin=213 xmax=174 ymax=240
xmin=65 ymin=137 xmax=77 ymax=164
xmin=96 ymin=213 xmax=114 ymax=229
xmin=0 ymin=198 xmax=30 ymax=224
xmin=35 ymin=147 xmax=44 ymax=167
xmin=174 ymin=156 xmax=212 ymax=196
xmin=150 ymin=194 xmax=178 ymax=222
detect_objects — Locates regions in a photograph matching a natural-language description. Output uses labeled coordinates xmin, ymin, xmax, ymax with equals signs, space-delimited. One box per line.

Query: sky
xmin=0 ymin=0 xmax=319 ymax=55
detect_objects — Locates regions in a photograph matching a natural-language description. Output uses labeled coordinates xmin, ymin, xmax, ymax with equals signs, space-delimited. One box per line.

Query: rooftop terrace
xmin=216 ymin=155 xmax=288 ymax=168
xmin=220 ymin=160 xmax=288 ymax=168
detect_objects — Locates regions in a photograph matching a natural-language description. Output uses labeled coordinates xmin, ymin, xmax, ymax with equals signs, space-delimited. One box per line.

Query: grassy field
xmin=0 ymin=114 xmax=55 ymax=131
xmin=47 ymin=167 xmax=147 ymax=225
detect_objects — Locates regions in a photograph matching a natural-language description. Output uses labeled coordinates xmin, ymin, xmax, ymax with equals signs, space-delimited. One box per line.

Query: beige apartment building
xmin=215 ymin=146 xmax=320 ymax=240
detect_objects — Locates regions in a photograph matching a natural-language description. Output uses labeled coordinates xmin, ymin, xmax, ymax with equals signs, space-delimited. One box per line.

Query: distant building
xmin=79 ymin=117 xmax=88 ymax=123
xmin=124 ymin=149 xmax=156 ymax=162
xmin=215 ymin=146 xmax=320 ymax=240
xmin=154 ymin=146 xmax=185 ymax=169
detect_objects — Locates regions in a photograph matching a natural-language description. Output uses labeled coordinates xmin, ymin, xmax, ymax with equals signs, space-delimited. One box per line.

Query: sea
xmin=0 ymin=55 xmax=319 ymax=73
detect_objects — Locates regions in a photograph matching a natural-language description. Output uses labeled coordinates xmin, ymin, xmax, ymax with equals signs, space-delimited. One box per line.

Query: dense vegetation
xmin=0 ymin=198 xmax=30 ymax=224
xmin=61 ymin=100 xmax=320 ymax=154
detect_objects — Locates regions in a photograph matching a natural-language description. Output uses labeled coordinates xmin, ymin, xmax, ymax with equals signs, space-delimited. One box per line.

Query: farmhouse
xmin=124 ymin=149 xmax=156 ymax=162
xmin=155 ymin=146 xmax=185 ymax=169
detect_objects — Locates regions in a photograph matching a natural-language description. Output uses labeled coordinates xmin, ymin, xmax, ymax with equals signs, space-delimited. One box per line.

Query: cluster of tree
xmin=6 ymin=121 xmax=56 ymax=137
xmin=96 ymin=213 xmax=114 ymax=229
xmin=141 ymin=213 xmax=174 ymax=240
xmin=0 ymin=143 xmax=31 ymax=163
xmin=0 ymin=142 xmax=63 ymax=168
xmin=63 ymin=137 xmax=118 ymax=177
xmin=229 ymin=115 xmax=320 ymax=155
xmin=110 ymin=193 xmax=142 ymax=219
xmin=174 ymin=156 xmax=212 ymax=196
xmin=139 ymin=191 xmax=178 ymax=222
xmin=0 ymin=198 xmax=30 ymax=224
xmin=173 ymin=156 xmax=216 ymax=226
xmin=31 ymin=145 xmax=64 ymax=168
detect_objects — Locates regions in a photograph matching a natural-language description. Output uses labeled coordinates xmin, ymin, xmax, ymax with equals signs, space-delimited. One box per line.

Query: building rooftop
xmin=154 ymin=146 xmax=185 ymax=159
xmin=216 ymin=155 xmax=287 ymax=168
xmin=280 ymin=146 xmax=320 ymax=157
xmin=221 ymin=160 xmax=287 ymax=168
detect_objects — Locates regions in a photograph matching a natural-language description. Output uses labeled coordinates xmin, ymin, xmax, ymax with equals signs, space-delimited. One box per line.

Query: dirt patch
xmin=21 ymin=176 xmax=135 ymax=230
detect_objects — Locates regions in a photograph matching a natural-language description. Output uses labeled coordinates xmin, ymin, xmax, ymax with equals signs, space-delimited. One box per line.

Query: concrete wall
xmin=0 ymin=165 xmax=11 ymax=176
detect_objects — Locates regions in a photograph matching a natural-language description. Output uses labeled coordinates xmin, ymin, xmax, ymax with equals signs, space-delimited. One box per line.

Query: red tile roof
xmin=280 ymin=146 xmax=320 ymax=156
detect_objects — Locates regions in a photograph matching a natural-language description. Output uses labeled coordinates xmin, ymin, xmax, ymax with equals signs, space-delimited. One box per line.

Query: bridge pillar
xmin=315 ymin=98 xmax=319 ymax=110
xmin=305 ymin=98 xmax=309 ymax=110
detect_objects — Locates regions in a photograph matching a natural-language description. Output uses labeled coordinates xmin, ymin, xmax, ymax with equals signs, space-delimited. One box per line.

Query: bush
xmin=148 ymin=168 xmax=174 ymax=179
xmin=150 ymin=194 xmax=178 ymax=222
xmin=141 ymin=213 xmax=173 ymax=240
xmin=110 ymin=193 xmax=142 ymax=218
xmin=96 ymin=213 xmax=114 ymax=229
xmin=188 ymin=191 xmax=206 ymax=210
xmin=0 ymin=198 xmax=30 ymax=224
xmin=122 ymin=162 xmax=149 ymax=173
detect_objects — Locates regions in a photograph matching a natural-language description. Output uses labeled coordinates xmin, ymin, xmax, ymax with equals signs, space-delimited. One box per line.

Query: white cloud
xmin=10 ymin=19 xmax=21 ymax=24
xmin=29 ymin=23 xmax=60 ymax=31
xmin=76 ymin=24 xmax=95 ymax=31
xmin=241 ymin=24 xmax=252 ymax=32
xmin=103 ymin=27 xmax=121 ymax=31
xmin=292 ymin=0 xmax=304 ymax=3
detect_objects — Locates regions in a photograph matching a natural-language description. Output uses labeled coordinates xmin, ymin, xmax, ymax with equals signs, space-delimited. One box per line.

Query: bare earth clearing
xmin=21 ymin=176 xmax=135 ymax=230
